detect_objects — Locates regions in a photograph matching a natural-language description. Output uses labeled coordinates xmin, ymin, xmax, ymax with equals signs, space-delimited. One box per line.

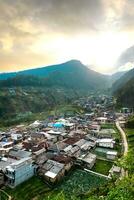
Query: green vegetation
xmin=112 ymin=68 xmax=134 ymax=93
xmin=0 ymin=190 xmax=10 ymax=200
xmin=114 ymin=77 xmax=134 ymax=108
xmin=101 ymin=123 xmax=114 ymax=129
xmin=0 ymin=104 xmax=84 ymax=128
xmin=112 ymin=68 xmax=134 ymax=108
xmin=0 ymin=87 xmax=85 ymax=127
xmin=0 ymin=60 xmax=109 ymax=91
xmin=0 ymin=60 xmax=111 ymax=127
xmin=56 ymin=169 xmax=107 ymax=199
xmin=5 ymin=176 xmax=50 ymax=200
xmin=87 ymin=122 xmax=134 ymax=199
xmin=92 ymin=159 xmax=113 ymax=175
xmin=5 ymin=170 xmax=107 ymax=200
xmin=124 ymin=118 xmax=134 ymax=150
xmin=125 ymin=128 xmax=134 ymax=149
xmin=125 ymin=117 xmax=134 ymax=128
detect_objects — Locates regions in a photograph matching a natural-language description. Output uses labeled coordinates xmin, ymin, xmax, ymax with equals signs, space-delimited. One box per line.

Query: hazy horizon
xmin=0 ymin=0 xmax=134 ymax=73
xmin=0 ymin=59 xmax=132 ymax=76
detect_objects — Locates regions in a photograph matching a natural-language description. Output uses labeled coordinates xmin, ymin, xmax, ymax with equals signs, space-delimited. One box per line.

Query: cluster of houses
xmin=74 ymin=95 xmax=115 ymax=117
xmin=0 ymin=106 xmax=120 ymax=189
xmin=0 ymin=95 xmax=124 ymax=188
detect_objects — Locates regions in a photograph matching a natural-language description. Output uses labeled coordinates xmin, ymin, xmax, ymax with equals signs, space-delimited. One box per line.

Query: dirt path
xmin=116 ymin=120 xmax=128 ymax=177
xmin=116 ymin=121 xmax=128 ymax=156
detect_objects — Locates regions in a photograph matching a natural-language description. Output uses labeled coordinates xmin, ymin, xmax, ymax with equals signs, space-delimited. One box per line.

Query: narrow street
xmin=116 ymin=120 xmax=128 ymax=177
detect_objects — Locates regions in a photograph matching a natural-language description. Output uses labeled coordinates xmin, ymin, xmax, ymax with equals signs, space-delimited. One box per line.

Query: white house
xmin=106 ymin=151 xmax=117 ymax=160
xmin=97 ymin=138 xmax=115 ymax=148
xmin=96 ymin=117 xmax=108 ymax=124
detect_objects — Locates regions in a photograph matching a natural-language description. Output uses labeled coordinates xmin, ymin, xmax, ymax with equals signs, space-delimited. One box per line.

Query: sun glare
xmin=30 ymin=30 xmax=133 ymax=73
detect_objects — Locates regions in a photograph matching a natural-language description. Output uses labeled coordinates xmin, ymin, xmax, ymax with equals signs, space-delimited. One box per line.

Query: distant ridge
xmin=0 ymin=60 xmax=84 ymax=80
xmin=0 ymin=60 xmax=110 ymax=91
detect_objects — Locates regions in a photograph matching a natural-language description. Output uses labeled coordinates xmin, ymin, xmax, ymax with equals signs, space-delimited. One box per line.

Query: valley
xmin=0 ymin=60 xmax=133 ymax=200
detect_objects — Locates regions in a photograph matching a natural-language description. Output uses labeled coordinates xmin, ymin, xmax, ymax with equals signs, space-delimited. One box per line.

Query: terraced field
xmin=5 ymin=170 xmax=107 ymax=200
xmin=125 ymin=128 xmax=134 ymax=149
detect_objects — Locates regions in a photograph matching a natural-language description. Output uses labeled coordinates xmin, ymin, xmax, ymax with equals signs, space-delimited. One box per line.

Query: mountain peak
xmin=66 ymin=59 xmax=82 ymax=64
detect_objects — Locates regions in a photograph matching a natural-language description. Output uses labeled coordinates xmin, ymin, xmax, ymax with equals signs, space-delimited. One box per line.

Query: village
xmin=0 ymin=95 xmax=131 ymax=190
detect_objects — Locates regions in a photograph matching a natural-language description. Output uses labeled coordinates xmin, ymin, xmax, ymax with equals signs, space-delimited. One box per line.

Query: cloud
xmin=118 ymin=62 xmax=134 ymax=72
xmin=119 ymin=0 xmax=134 ymax=31
xmin=0 ymin=0 xmax=134 ymax=72
xmin=0 ymin=0 xmax=105 ymax=35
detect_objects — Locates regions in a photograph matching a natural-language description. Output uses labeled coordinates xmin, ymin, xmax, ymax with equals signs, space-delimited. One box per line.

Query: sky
xmin=0 ymin=0 xmax=134 ymax=74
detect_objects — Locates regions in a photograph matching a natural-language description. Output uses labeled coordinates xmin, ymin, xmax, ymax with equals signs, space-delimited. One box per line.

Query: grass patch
xmin=92 ymin=159 xmax=113 ymax=175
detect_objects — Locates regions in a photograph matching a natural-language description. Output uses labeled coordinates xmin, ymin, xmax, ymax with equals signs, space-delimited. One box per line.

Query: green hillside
xmin=114 ymin=77 xmax=134 ymax=108
xmin=112 ymin=68 xmax=134 ymax=92
xmin=0 ymin=60 xmax=109 ymax=90
xmin=0 ymin=60 xmax=111 ymax=125
xmin=0 ymin=87 xmax=84 ymax=126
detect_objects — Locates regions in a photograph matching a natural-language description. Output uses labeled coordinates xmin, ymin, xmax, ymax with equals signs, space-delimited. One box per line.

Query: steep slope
xmin=0 ymin=87 xmax=82 ymax=126
xmin=110 ymin=71 xmax=127 ymax=85
xmin=0 ymin=60 xmax=111 ymax=124
xmin=112 ymin=68 xmax=134 ymax=92
xmin=114 ymin=77 xmax=134 ymax=108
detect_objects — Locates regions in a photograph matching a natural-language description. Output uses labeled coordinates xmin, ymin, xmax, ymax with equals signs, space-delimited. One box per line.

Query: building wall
xmin=6 ymin=162 xmax=35 ymax=188
xmin=14 ymin=164 xmax=35 ymax=187
xmin=106 ymin=154 xmax=116 ymax=160
xmin=98 ymin=142 xmax=114 ymax=148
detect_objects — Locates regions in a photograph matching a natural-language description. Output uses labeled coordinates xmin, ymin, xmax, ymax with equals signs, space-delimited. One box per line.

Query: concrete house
xmin=97 ymin=138 xmax=115 ymax=148
xmin=106 ymin=151 xmax=117 ymax=160
xmin=5 ymin=157 xmax=35 ymax=188
xmin=38 ymin=159 xmax=65 ymax=183
xmin=78 ymin=153 xmax=96 ymax=169
xmin=109 ymin=165 xmax=121 ymax=176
